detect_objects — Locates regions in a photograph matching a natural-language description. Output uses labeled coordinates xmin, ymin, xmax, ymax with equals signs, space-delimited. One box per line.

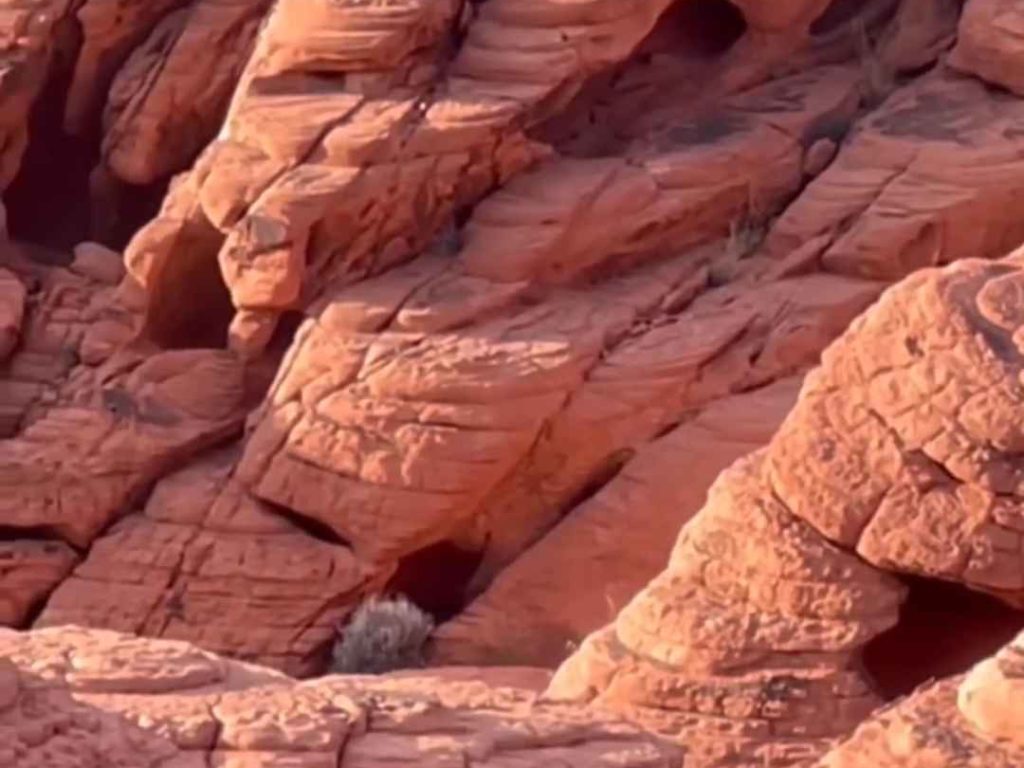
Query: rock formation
xmin=547 ymin=257 xmax=1024 ymax=765
xmin=817 ymin=630 xmax=1024 ymax=767
xmin=2 ymin=0 xmax=1024 ymax=766
xmin=0 ymin=626 xmax=679 ymax=767
xmin=431 ymin=377 xmax=804 ymax=667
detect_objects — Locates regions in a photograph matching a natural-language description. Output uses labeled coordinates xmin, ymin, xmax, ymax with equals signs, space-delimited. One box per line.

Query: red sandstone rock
xmin=432 ymin=377 xmax=803 ymax=668
xmin=0 ymin=337 xmax=248 ymax=548
xmin=38 ymin=451 xmax=387 ymax=676
xmin=0 ymin=0 xmax=76 ymax=190
xmin=123 ymin=0 xmax=865 ymax=352
xmin=949 ymin=0 xmax=1024 ymax=96
xmin=0 ymin=626 xmax=678 ymax=767
xmin=2 ymin=3 xmax=1024 ymax=765
xmin=99 ymin=0 xmax=271 ymax=185
xmin=0 ymin=542 xmax=77 ymax=627
xmin=548 ymin=257 xmax=1024 ymax=765
xmin=227 ymin=66 xmax=876 ymax=593
xmin=0 ymin=267 xmax=24 ymax=360
xmin=765 ymin=71 xmax=1024 ymax=280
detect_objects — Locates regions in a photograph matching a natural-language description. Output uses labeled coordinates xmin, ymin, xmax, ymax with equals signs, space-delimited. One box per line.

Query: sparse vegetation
xmin=708 ymin=214 xmax=767 ymax=286
xmin=331 ymin=595 xmax=434 ymax=675
xmin=853 ymin=16 xmax=896 ymax=108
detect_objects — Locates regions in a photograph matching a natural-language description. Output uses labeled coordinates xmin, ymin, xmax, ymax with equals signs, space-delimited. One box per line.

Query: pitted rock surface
xmin=2 ymin=2 xmax=1024 ymax=766
xmin=0 ymin=626 xmax=678 ymax=768
xmin=37 ymin=451 xmax=386 ymax=676
xmin=549 ymin=256 xmax=1024 ymax=765
xmin=431 ymin=377 xmax=804 ymax=667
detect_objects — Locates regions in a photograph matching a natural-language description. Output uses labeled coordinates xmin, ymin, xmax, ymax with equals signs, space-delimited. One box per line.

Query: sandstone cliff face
xmin=2 ymin=1 xmax=1024 ymax=766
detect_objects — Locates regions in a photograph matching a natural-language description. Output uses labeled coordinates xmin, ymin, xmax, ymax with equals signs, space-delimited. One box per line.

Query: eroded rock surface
xmin=548 ymin=257 xmax=1024 ymax=765
xmin=3 ymin=2 xmax=1024 ymax=765
xmin=950 ymin=0 xmax=1024 ymax=96
xmin=765 ymin=71 xmax=1024 ymax=280
xmin=37 ymin=451 xmax=386 ymax=676
xmin=431 ymin=377 xmax=803 ymax=667
xmin=0 ymin=626 xmax=678 ymax=768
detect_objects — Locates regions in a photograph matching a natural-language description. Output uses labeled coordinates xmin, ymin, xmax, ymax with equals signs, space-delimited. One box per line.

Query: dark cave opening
xmin=5 ymin=22 xmax=95 ymax=252
xmin=387 ymin=539 xmax=485 ymax=623
xmin=649 ymin=0 xmax=749 ymax=58
xmin=4 ymin=18 xmax=172 ymax=256
xmin=92 ymin=171 xmax=174 ymax=252
xmin=861 ymin=574 xmax=1024 ymax=700
xmin=141 ymin=221 xmax=234 ymax=350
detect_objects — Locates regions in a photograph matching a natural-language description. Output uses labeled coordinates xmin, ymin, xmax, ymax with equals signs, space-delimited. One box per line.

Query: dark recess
xmin=387 ymin=539 xmax=485 ymax=623
xmin=97 ymin=173 xmax=173 ymax=251
xmin=861 ymin=574 xmax=1024 ymax=700
xmin=142 ymin=217 xmax=235 ymax=349
xmin=262 ymin=500 xmax=353 ymax=548
xmin=4 ymin=17 xmax=172 ymax=254
xmin=654 ymin=0 xmax=748 ymax=58
xmin=0 ymin=525 xmax=71 ymax=546
xmin=5 ymin=20 xmax=93 ymax=251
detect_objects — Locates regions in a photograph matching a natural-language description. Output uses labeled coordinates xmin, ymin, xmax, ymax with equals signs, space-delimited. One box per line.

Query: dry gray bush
xmin=331 ymin=596 xmax=435 ymax=675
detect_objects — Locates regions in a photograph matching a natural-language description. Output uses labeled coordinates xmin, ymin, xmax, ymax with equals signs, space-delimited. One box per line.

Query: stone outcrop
xmin=949 ymin=0 xmax=1024 ymax=96
xmin=3 ymin=2 xmax=1024 ymax=766
xmin=0 ymin=243 xmax=249 ymax=629
xmin=123 ymin=0 xmax=867 ymax=353
xmin=547 ymin=257 xmax=1024 ymax=766
xmin=79 ymin=0 xmax=272 ymax=186
xmin=764 ymin=70 xmax=1024 ymax=281
xmin=37 ymin=451 xmax=387 ymax=676
xmin=431 ymin=377 xmax=803 ymax=667
xmin=0 ymin=626 xmax=678 ymax=767
xmin=0 ymin=0 xmax=76 ymax=191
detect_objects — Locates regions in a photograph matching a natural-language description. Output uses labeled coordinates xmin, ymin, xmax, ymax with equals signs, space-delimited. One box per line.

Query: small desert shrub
xmin=708 ymin=215 xmax=767 ymax=286
xmin=331 ymin=596 xmax=435 ymax=675
xmin=852 ymin=16 xmax=895 ymax=108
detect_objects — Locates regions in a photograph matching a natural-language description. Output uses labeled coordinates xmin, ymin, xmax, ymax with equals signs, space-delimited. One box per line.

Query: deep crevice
xmin=262 ymin=500 xmax=353 ymax=548
xmin=5 ymin=18 xmax=94 ymax=251
xmin=386 ymin=539 xmax=485 ymax=623
xmin=3 ymin=18 xmax=175 ymax=255
xmin=93 ymin=173 xmax=175 ymax=251
xmin=861 ymin=574 xmax=1024 ymax=700
xmin=0 ymin=525 xmax=75 ymax=548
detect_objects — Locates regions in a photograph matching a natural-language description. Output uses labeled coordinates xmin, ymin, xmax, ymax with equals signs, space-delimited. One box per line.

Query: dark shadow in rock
xmin=861 ymin=574 xmax=1024 ymax=700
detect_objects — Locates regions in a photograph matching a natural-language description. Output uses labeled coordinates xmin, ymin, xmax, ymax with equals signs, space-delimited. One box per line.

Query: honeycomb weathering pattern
xmin=547 ymin=256 xmax=1024 ymax=764
xmin=1 ymin=0 xmax=1024 ymax=766
xmin=0 ymin=626 xmax=681 ymax=767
